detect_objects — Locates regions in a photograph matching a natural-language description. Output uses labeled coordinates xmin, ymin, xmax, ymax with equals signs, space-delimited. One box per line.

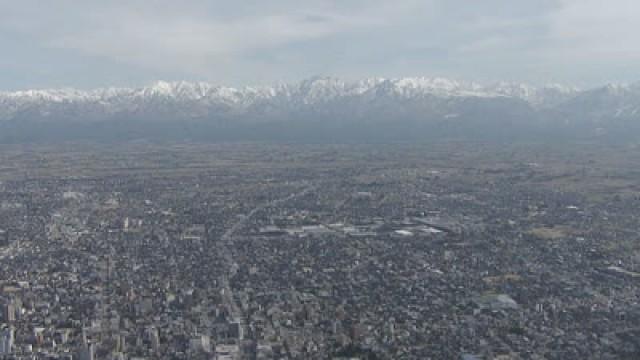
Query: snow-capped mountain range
xmin=1 ymin=77 xmax=640 ymax=142
xmin=0 ymin=77 xmax=580 ymax=118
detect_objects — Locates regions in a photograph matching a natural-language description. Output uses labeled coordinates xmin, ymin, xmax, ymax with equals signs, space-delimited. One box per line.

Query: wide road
xmin=218 ymin=182 xmax=317 ymax=323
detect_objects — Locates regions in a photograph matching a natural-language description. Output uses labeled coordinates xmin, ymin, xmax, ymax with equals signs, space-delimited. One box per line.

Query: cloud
xmin=1 ymin=1 xmax=387 ymax=80
xmin=52 ymin=10 xmax=372 ymax=66
xmin=549 ymin=0 xmax=640 ymax=58
xmin=0 ymin=0 xmax=639 ymax=89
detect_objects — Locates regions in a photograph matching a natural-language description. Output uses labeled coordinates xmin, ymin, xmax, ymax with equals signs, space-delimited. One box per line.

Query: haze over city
xmin=2 ymin=1 xmax=640 ymax=360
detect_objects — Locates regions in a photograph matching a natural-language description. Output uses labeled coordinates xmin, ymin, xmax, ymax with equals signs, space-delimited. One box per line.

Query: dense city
xmin=1 ymin=142 xmax=640 ymax=359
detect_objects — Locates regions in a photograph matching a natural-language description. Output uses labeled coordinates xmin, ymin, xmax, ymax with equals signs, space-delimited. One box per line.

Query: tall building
xmin=0 ymin=327 xmax=14 ymax=355
xmin=228 ymin=320 xmax=244 ymax=340
xmin=3 ymin=303 xmax=15 ymax=323
xmin=0 ymin=229 xmax=8 ymax=247
xmin=77 ymin=343 xmax=95 ymax=360
xmin=148 ymin=326 xmax=160 ymax=352
xmin=78 ymin=327 xmax=95 ymax=360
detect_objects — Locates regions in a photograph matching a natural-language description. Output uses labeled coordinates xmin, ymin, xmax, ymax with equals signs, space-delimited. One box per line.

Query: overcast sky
xmin=1 ymin=0 xmax=639 ymax=90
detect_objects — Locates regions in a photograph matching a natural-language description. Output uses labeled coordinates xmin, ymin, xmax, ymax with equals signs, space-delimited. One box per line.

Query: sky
xmin=0 ymin=0 xmax=639 ymax=90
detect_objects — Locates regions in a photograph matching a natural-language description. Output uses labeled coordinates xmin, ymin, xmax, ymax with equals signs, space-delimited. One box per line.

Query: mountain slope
xmin=0 ymin=77 xmax=638 ymax=143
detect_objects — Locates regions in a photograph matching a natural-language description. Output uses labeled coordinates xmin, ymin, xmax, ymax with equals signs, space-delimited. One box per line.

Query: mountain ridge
xmin=1 ymin=77 xmax=639 ymax=143
xmin=0 ymin=76 xmax=581 ymax=108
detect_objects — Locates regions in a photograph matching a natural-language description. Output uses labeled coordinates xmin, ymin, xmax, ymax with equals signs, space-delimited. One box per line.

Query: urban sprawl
xmin=1 ymin=143 xmax=639 ymax=359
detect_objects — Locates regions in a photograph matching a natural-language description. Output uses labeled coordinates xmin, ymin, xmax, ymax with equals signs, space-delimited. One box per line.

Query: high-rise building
xmin=148 ymin=327 xmax=160 ymax=352
xmin=3 ymin=303 xmax=15 ymax=323
xmin=0 ymin=229 xmax=8 ymax=247
xmin=0 ymin=327 xmax=14 ymax=355
xmin=77 ymin=341 xmax=95 ymax=360
xmin=228 ymin=320 xmax=244 ymax=340
xmin=77 ymin=327 xmax=95 ymax=360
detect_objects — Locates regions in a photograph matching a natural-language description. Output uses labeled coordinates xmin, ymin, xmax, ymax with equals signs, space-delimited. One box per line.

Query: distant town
xmin=1 ymin=142 xmax=640 ymax=359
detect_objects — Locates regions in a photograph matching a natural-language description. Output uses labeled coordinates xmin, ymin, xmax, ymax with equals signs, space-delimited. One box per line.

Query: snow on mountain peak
xmin=0 ymin=76 xmax=579 ymax=107
xmin=0 ymin=76 xmax=609 ymax=124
